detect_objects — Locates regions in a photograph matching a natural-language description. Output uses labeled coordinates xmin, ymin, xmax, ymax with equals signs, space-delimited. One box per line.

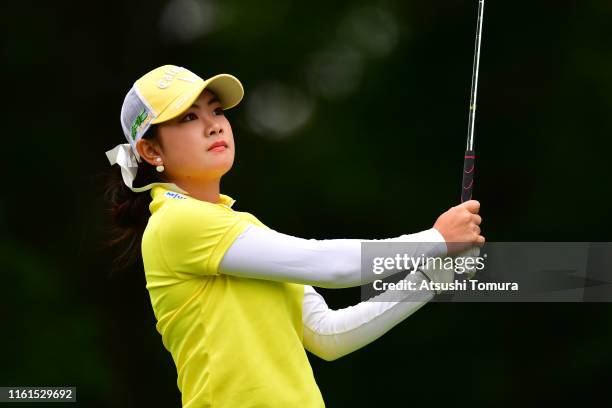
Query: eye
xmin=213 ymin=107 xmax=225 ymax=116
xmin=181 ymin=112 xmax=198 ymax=122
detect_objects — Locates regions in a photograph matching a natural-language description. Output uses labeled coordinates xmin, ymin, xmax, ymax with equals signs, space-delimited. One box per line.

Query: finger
xmin=472 ymin=214 xmax=482 ymax=225
xmin=473 ymin=225 xmax=481 ymax=235
xmin=475 ymin=235 xmax=486 ymax=246
xmin=461 ymin=200 xmax=480 ymax=214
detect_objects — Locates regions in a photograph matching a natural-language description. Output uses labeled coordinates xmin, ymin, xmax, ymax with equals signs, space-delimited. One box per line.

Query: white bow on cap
xmin=105 ymin=143 xmax=188 ymax=194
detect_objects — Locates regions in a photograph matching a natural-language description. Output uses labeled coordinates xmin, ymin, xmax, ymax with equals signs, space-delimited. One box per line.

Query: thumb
xmin=460 ymin=200 xmax=480 ymax=214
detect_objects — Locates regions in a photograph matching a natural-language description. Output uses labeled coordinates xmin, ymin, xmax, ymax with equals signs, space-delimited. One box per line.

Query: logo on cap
xmin=131 ymin=109 xmax=149 ymax=141
xmin=157 ymin=66 xmax=199 ymax=89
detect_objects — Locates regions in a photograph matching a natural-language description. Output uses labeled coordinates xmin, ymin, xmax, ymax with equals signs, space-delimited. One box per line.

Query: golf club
xmin=462 ymin=0 xmax=485 ymax=203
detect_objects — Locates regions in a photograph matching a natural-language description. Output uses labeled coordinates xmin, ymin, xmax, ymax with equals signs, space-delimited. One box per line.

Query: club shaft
xmin=466 ymin=0 xmax=484 ymax=151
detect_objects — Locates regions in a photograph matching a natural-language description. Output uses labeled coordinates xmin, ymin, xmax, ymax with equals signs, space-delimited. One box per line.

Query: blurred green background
xmin=2 ymin=0 xmax=612 ymax=406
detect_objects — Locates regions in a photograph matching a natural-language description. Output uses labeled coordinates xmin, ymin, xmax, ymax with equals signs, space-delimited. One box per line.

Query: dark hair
xmin=105 ymin=126 xmax=162 ymax=271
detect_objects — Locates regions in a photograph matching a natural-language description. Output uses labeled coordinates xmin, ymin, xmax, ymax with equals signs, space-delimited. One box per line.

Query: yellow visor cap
xmin=134 ymin=65 xmax=244 ymax=124
xmin=111 ymin=65 xmax=244 ymax=192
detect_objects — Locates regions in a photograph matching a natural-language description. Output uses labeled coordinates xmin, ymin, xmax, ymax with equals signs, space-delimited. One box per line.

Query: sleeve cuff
xmin=400 ymin=228 xmax=448 ymax=258
xmin=425 ymin=227 xmax=448 ymax=257
xmin=384 ymin=228 xmax=448 ymax=260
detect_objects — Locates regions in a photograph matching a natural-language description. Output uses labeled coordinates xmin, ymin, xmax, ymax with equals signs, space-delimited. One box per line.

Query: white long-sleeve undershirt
xmin=218 ymin=225 xmax=447 ymax=361
xmin=219 ymin=224 xmax=446 ymax=288
xmin=301 ymin=273 xmax=434 ymax=361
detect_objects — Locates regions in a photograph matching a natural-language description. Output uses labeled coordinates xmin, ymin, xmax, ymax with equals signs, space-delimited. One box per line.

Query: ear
xmin=136 ymin=138 xmax=163 ymax=166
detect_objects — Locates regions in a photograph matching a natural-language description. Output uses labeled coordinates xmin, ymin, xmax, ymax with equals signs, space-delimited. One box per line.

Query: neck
xmin=173 ymin=178 xmax=221 ymax=203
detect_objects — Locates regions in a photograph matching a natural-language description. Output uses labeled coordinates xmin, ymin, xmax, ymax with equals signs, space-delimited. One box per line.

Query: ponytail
xmin=104 ymin=126 xmax=161 ymax=271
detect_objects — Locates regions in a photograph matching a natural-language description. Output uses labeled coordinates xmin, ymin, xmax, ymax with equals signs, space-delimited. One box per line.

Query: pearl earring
xmin=155 ymin=157 xmax=165 ymax=173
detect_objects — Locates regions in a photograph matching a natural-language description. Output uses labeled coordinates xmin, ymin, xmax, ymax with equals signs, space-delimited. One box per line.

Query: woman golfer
xmin=105 ymin=65 xmax=483 ymax=407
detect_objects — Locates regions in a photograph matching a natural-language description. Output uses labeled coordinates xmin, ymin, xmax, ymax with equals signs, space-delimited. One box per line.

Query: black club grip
xmin=461 ymin=150 xmax=475 ymax=203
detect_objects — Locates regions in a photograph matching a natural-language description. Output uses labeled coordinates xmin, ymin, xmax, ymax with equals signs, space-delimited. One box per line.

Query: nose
xmin=207 ymin=122 xmax=223 ymax=137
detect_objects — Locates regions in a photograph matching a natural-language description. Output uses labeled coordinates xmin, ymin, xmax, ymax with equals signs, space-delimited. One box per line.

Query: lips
xmin=207 ymin=141 xmax=228 ymax=151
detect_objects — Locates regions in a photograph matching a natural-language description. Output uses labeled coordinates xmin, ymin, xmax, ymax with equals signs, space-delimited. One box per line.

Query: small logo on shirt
xmin=165 ymin=191 xmax=187 ymax=200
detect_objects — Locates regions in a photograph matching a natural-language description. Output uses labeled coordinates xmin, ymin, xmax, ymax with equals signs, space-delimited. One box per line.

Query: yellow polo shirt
xmin=141 ymin=185 xmax=325 ymax=408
